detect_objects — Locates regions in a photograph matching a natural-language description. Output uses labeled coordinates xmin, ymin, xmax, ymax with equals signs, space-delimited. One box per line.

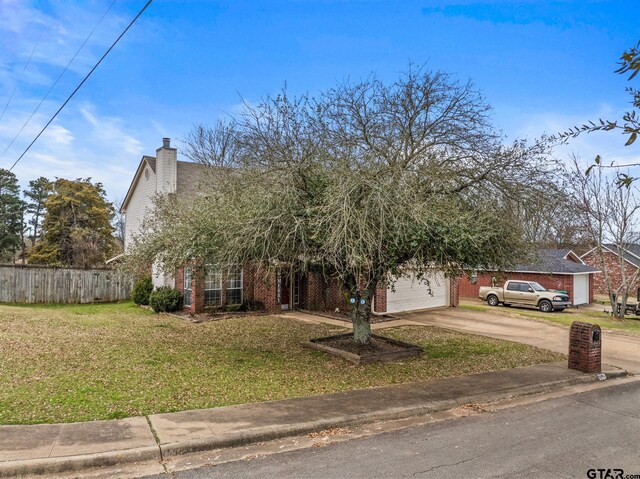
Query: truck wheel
xmin=539 ymin=300 xmax=552 ymax=313
xmin=487 ymin=295 xmax=499 ymax=307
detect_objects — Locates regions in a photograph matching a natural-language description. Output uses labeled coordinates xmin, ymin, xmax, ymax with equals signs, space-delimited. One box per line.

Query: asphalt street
xmin=146 ymin=380 xmax=640 ymax=479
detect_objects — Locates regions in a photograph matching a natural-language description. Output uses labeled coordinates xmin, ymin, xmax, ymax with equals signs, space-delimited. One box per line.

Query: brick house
xmin=458 ymin=249 xmax=599 ymax=306
xmin=122 ymin=138 xmax=459 ymax=314
xmin=581 ymin=244 xmax=640 ymax=296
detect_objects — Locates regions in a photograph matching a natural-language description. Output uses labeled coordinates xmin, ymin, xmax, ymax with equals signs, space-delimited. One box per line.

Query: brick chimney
xmin=156 ymin=137 xmax=177 ymax=194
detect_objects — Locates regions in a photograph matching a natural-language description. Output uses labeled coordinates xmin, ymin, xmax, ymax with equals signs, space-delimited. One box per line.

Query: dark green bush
xmin=131 ymin=277 xmax=153 ymax=306
xmin=149 ymin=287 xmax=183 ymax=313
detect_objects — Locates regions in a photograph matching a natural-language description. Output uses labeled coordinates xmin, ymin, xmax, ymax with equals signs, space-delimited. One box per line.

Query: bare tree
xmin=112 ymin=197 xmax=126 ymax=248
xmin=182 ymin=120 xmax=240 ymax=167
xmin=568 ymin=159 xmax=640 ymax=318
xmin=127 ymin=67 xmax=551 ymax=344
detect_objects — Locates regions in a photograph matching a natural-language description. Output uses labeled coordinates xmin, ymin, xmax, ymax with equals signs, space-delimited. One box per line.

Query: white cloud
xmin=43 ymin=124 xmax=74 ymax=145
xmin=2 ymin=100 xmax=148 ymax=200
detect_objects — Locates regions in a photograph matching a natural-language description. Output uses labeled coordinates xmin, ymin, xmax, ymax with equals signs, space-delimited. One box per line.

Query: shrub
xmin=224 ymin=300 xmax=265 ymax=312
xmin=149 ymin=287 xmax=183 ymax=313
xmin=131 ymin=277 xmax=153 ymax=306
xmin=245 ymin=299 xmax=265 ymax=311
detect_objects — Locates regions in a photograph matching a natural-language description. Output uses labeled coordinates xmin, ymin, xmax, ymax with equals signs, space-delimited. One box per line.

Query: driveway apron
xmin=401 ymin=307 xmax=640 ymax=374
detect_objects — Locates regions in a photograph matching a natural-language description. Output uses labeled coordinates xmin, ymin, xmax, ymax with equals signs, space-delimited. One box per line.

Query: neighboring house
xmin=122 ymin=138 xmax=459 ymax=314
xmin=581 ymin=244 xmax=640 ymax=296
xmin=458 ymin=249 xmax=599 ymax=306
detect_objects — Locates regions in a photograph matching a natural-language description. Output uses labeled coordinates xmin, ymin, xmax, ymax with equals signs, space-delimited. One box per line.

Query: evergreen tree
xmin=23 ymin=177 xmax=52 ymax=247
xmin=0 ymin=169 xmax=24 ymax=262
xmin=30 ymin=178 xmax=116 ymax=267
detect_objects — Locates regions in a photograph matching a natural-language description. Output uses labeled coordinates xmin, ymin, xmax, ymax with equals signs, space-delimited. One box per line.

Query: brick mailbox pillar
xmin=568 ymin=321 xmax=602 ymax=373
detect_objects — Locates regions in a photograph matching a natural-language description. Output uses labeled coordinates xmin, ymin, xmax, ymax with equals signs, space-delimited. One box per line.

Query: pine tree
xmin=23 ymin=177 xmax=53 ymax=248
xmin=30 ymin=178 xmax=116 ymax=267
xmin=0 ymin=169 xmax=24 ymax=262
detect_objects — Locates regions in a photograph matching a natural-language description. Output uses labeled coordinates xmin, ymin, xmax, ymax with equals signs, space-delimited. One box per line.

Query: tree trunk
xmin=350 ymin=288 xmax=373 ymax=345
xmin=617 ymin=287 xmax=628 ymax=320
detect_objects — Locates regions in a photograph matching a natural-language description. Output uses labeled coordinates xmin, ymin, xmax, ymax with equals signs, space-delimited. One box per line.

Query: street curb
xmin=0 ymin=445 xmax=160 ymax=479
xmin=0 ymin=369 xmax=628 ymax=477
xmin=159 ymin=369 xmax=628 ymax=458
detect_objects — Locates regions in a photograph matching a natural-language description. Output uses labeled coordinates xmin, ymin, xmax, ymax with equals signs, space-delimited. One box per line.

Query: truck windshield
xmin=529 ymin=282 xmax=546 ymax=292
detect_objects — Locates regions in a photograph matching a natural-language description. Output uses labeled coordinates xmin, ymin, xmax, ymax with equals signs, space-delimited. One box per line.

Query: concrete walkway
xmin=397 ymin=307 xmax=640 ymax=375
xmin=0 ymin=362 xmax=625 ymax=478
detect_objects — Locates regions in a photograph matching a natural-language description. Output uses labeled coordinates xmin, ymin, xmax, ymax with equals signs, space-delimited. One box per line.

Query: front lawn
xmin=461 ymin=299 xmax=640 ymax=335
xmin=0 ymin=301 xmax=563 ymax=425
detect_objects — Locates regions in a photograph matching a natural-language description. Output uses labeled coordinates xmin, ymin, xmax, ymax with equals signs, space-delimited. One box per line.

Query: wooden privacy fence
xmin=0 ymin=265 xmax=133 ymax=304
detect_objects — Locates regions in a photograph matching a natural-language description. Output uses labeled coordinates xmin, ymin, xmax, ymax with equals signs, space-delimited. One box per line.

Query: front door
xmin=280 ymin=274 xmax=290 ymax=310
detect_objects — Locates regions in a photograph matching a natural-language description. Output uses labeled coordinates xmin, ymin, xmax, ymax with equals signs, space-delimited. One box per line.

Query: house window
xmin=276 ymin=270 xmax=282 ymax=304
xmin=204 ymin=265 xmax=222 ymax=306
xmin=226 ymin=266 xmax=243 ymax=305
xmin=183 ymin=267 xmax=192 ymax=307
xmin=293 ymin=273 xmax=300 ymax=306
xmin=470 ymin=271 xmax=478 ymax=284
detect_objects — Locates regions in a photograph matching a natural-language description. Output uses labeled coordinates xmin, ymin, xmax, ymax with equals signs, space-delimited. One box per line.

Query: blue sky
xmin=0 ymin=0 xmax=638 ymax=201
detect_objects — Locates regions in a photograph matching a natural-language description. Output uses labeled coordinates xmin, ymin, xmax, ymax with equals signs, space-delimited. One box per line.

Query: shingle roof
xmin=602 ymin=244 xmax=640 ymax=268
xmin=176 ymin=161 xmax=207 ymax=195
xmin=511 ymin=249 xmax=599 ymax=274
xmin=144 ymin=156 xmax=156 ymax=173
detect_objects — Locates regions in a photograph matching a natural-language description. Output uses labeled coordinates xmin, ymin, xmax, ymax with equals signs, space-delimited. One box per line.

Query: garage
xmin=458 ymin=249 xmax=599 ymax=306
xmin=573 ymin=274 xmax=590 ymax=305
xmin=385 ymin=272 xmax=449 ymax=313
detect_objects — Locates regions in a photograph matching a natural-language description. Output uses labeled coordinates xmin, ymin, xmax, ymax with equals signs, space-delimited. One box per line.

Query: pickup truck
xmin=479 ymin=280 xmax=571 ymax=312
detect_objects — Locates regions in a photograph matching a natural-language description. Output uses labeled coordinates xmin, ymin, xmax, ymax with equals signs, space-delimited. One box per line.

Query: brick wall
xmin=324 ymin=278 xmax=350 ymax=312
xmin=251 ymin=264 xmax=278 ymax=312
xmin=177 ymin=262 xmax=460 ymax=314
xmin=581 ymin=250 xmax=640 ymax=296
xmin=568 ymin=321 xmax=601 ymax=373
xmin=302 ymin=271 xmax=326 ymax=310
xmin=176 ymin=262 xmax=281 ymax=314
xmin=449 ymin=276 xmax=459 ymax=307
xmin=373 ymin=286 xmax=387 ymax=313
xmin=175 ymin=260 xmax=205 ymax=314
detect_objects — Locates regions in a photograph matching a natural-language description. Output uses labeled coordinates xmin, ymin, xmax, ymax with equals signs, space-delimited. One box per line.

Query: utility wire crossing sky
xmin=0 ymin=0 xmax=638 ymax=201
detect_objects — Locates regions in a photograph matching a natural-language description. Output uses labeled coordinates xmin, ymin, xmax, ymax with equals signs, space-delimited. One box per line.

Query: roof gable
xmin=592 ymin=244 xmax=640 ymax=269
xmin=121 ymin=156 xmax=156 ymax=213
xmin=564 ymin=250 xmax=584 ymax=264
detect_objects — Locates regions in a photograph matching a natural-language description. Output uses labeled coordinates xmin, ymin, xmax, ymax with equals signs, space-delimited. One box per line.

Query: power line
xmin=0 ymin=0 xmax=117 ymax=159
xmin=0 ymin=33 xmax=42 ymax=124
xmin=7 ymin=0 xmax=154 ymax=172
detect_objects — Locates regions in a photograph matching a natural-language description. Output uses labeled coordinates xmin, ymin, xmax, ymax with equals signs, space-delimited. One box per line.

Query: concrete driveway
xmin=399 ymin=307 xmax=640 ymax=374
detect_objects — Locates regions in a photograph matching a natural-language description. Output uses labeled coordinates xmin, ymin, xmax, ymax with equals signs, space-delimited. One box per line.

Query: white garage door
xmin=573 ymin=274 xmax=589 ymax=305
xmin=386 ymin=272 xmax=449 ymax=313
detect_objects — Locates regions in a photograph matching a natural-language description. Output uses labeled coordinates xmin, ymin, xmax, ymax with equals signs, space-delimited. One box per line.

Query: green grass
xmin=0 ymin=301 xmax=563 ymax=425
xmin=460 ymin=300 xmax=640 ymax=335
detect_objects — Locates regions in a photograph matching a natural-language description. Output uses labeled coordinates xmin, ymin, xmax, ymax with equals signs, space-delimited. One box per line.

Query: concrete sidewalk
xmin=0 ymin=362 xmax=626 ymax=478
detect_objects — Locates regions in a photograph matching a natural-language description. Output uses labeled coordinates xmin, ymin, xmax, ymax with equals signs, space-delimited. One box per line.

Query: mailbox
xmin=568 ymin=321 xmax=601 ymax=373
